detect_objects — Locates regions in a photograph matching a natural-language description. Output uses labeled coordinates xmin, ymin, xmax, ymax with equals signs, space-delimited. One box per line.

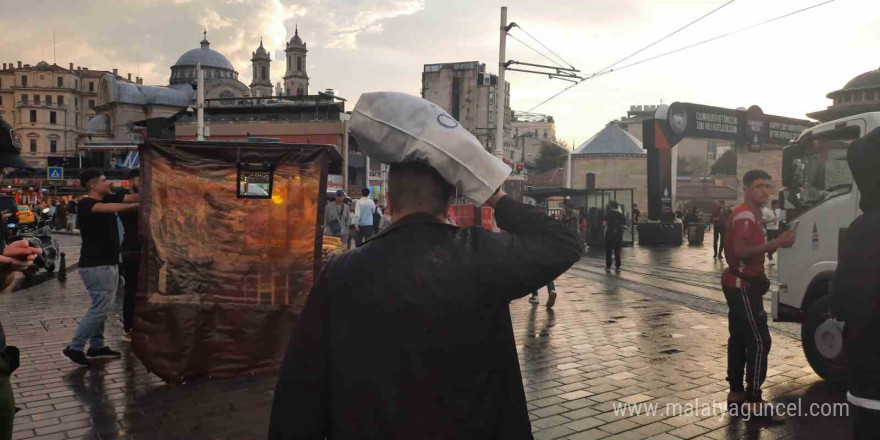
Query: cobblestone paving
xmin=1 ymin=235 xmax=852 ymax=439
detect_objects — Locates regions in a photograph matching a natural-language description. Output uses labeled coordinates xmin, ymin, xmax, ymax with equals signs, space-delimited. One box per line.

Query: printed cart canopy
xmin=133 ymin=139 xmax=341 ymax=382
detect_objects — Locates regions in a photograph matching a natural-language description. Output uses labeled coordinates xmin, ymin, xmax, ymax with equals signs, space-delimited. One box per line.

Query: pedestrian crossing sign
xmin=47 ymin=166 xmax=63 ymax=180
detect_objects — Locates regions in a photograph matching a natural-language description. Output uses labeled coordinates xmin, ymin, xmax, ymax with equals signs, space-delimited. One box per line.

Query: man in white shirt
xmin=353 ymin=188 xmax=376 ymax=247
xmin=763 ymin=200 xmax=781 ymax=265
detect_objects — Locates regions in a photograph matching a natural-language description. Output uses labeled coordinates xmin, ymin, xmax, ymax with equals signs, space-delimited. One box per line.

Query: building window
xmin=29 ymin=110 xmax=36 ymax=123
xmin=75 ymin=115 xmax=79 ymax=126
xmin=57 ymin=77 xmax=63 ymax=88
xmin=21 ymin=94 xmax=27 ymax=104
xmin=46 ymin=95 xmax=52 ymax=105
xmin=261 ymin=66 xmax=267 ymax=80
xmin=89 ymin=82 xmax=94 ymax=92
xmin=75 ymin=97 xmax=79 ymax=107
xmin=543 ymin=130 xmax=548 ymax=138
xmin=29 ymin=139 xmax=36 ymax=153
xmin=0 ymin=96 xmax=2 ymax=106
xmin=297 ymin=56 xmax=303 ymax=72
xmin=58 ymin=95 xmax=64 ymax=106
xmin=74 ymin=80 xmax=78 ymax=89
xmin=586 ymin=173 xmax=596 ymax=190
xmin=50 ymin=139 xmax=57 ymax=153
xmin=50 ymin=111 xmax=56 ymax=124
xmin=21 ymin=76 xmax=27 ymax=87
xmin=34 ymin=95 xmax=41 ymax=105
xmin=88 ymin=99 xmax=95 ymax=109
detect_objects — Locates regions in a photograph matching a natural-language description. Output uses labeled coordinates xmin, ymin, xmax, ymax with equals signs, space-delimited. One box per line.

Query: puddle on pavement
xmin=659 ymin=348 xmax=684 ymax=355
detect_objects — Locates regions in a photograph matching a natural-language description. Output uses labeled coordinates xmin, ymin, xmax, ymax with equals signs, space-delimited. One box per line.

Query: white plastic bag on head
xmin=350 ymin=92 xmax=511 ymax=205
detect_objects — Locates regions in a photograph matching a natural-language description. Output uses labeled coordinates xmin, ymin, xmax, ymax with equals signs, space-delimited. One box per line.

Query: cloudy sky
xmin=2 ymin=0 xmax=877 ymax=147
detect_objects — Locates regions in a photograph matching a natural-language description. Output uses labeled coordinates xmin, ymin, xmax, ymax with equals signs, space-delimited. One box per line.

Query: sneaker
xmin=615 ymin=267 xmax=621 ymax=273
xmin=545 ymin=291 xmax=557 ymax=308
xmin=122 ymin=332 xmax=132 ymax=343
xmin=62 ymin=346 xmax=90 ymax=367
xmin=86 ymin=347 xmax=122 ymax=359
xmin=528 ymin=295 xmax=539 ymax=305
xmin=605 ymin=267 xmax=611 ymax=272
xmin=713 ymin=254 xmax=717 ymax=259
xmin=746 ymin=400 xmax=785 ymax=422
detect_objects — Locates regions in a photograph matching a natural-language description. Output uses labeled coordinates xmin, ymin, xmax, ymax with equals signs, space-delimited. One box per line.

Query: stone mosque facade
xmin=89 ymin=30 xmax=312 ymax=142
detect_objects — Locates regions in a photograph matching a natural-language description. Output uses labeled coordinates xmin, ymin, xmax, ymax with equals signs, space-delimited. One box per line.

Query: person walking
xmin=763 ymin=200 xmax=780 ymax=266
xmin=831 ymin=127 xmax=880 ymax=440
xmin=353 ymin=188 xmax=376 ymax=247
xmin=528 ymin=281 xmax=557 ymax=308
xmin=721 ymin=170 xmax=795 ymax=421
xmin=67 ymin=198 xmax=78 ymax=232
xmin=62 ymin=169 xmax=138 ymax=368
xmin=372 ymin=199 xmax=383 ymax=234
xmin=54 ymin=201 xmax=68 ymax=231
xmin=323 ymin=190 xmax=351 ymax=244
xmin=269 ymin=160 xmax=581 ymax=440
xmin=604 ymin=201 xmax=626 ymax=272
xmin=119 ymin=169 xmax=141 ymax=342
xmin=711 ymin=200 xmax=730 ymax=260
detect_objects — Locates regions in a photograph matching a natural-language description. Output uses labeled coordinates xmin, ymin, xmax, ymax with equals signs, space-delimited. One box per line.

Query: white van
xmin=774 ymin=112 xmax=880 ymax=385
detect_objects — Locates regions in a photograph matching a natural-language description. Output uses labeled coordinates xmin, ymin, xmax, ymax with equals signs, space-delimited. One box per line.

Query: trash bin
xmin=687 ymin=222 xmax=705 ymax=244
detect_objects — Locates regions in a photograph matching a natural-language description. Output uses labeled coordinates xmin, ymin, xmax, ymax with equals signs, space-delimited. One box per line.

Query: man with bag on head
xmin=269 ymin=92 xmax=581 ymax=440
xmin=721 ymin=170 xmax=796 ymax=421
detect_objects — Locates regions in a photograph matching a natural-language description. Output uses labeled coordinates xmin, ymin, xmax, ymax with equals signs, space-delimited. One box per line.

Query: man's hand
xmin=354 ymin=225 xmax=359 ymax=232
xmin=775 ymin=230 xmax=797 ymax=249
xmin=0 ymin=240 xmax=41 ymax=291
xmin=484 ymin=190 xmax=507 ymax=208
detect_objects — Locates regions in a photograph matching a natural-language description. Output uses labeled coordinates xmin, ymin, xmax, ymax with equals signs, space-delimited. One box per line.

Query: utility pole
xmin=197 ymin=63 xmax=205 ymax=141
xmin=342 ymin=117 xmax=350 ymax=195
xmin=494 ymin=6 xmax=508 ymax=160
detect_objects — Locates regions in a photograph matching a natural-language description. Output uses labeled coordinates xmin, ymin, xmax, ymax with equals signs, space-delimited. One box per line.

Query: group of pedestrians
xmin=323 ymin=188 xmax=390 ymax=249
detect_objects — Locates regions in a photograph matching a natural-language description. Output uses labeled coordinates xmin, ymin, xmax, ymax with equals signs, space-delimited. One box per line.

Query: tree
xmin=677 ymin=155 xmax=693 ymax=176
xmin=534 ymin=143 xmax=566 ymax=174
xmin=678 ymin=155 xmax=708 ymax=177
xmin=711 ymin=149 xmax=737 ymax=176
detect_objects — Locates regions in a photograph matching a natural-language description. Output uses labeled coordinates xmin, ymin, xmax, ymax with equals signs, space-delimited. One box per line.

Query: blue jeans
xmin=532 ymin=280 xmax=556 ymax=297
xmin=70 ymin=265 xmax=118 ymax=352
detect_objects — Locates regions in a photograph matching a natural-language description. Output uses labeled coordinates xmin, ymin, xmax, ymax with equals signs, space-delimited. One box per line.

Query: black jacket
xmin=269 ymin=196 xmax=581 ymax=440
xmin=831 ymin=210 xmax=880 ymax=404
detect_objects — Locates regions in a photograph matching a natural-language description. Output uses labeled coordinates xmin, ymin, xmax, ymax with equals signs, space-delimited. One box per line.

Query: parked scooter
xmin=8 ymin=208 xmax=60 ymax=279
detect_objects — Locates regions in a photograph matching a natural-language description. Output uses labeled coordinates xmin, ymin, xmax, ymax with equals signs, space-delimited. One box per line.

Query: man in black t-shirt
xmin=119 ymin=169 xmax=141 ymax=342
xmin=62 ymin=169 xmax=138 ymax=368
xmin=604 ymin=201 xmax=627 ymax=272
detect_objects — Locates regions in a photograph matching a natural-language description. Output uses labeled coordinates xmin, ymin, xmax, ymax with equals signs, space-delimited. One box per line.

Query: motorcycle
xmin=8 ymin=208 xmax=60 ymax=278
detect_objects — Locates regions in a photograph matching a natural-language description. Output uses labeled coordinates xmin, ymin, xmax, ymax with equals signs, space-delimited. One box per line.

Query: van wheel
xmin=801 ymin=294 xmax=847 ymax=388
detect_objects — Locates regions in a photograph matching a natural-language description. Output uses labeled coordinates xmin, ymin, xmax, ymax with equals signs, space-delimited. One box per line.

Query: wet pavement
xmin=1 ymin=235 xmax=853 ymax=439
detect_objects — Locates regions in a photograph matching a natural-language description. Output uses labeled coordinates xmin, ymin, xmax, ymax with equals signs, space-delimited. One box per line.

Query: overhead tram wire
xmin=512 ymin=25 xmax=577 ymax=70
xmin=601 ymin=0 xmax=837 ymax=76
xmin=507 ymin=33 xmax=567 ymax=69
xmin=526 ymin=0 xmax=737 ymax=111
xmin=526 ymin=0 xmax=838 ymax=112
xmin=595 ymin=0 xmax=736 ymax=75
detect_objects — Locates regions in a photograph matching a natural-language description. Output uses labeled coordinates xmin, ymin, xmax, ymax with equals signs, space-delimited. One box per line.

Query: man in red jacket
xmin=721 ymin=170 xmax=795 ymax=421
